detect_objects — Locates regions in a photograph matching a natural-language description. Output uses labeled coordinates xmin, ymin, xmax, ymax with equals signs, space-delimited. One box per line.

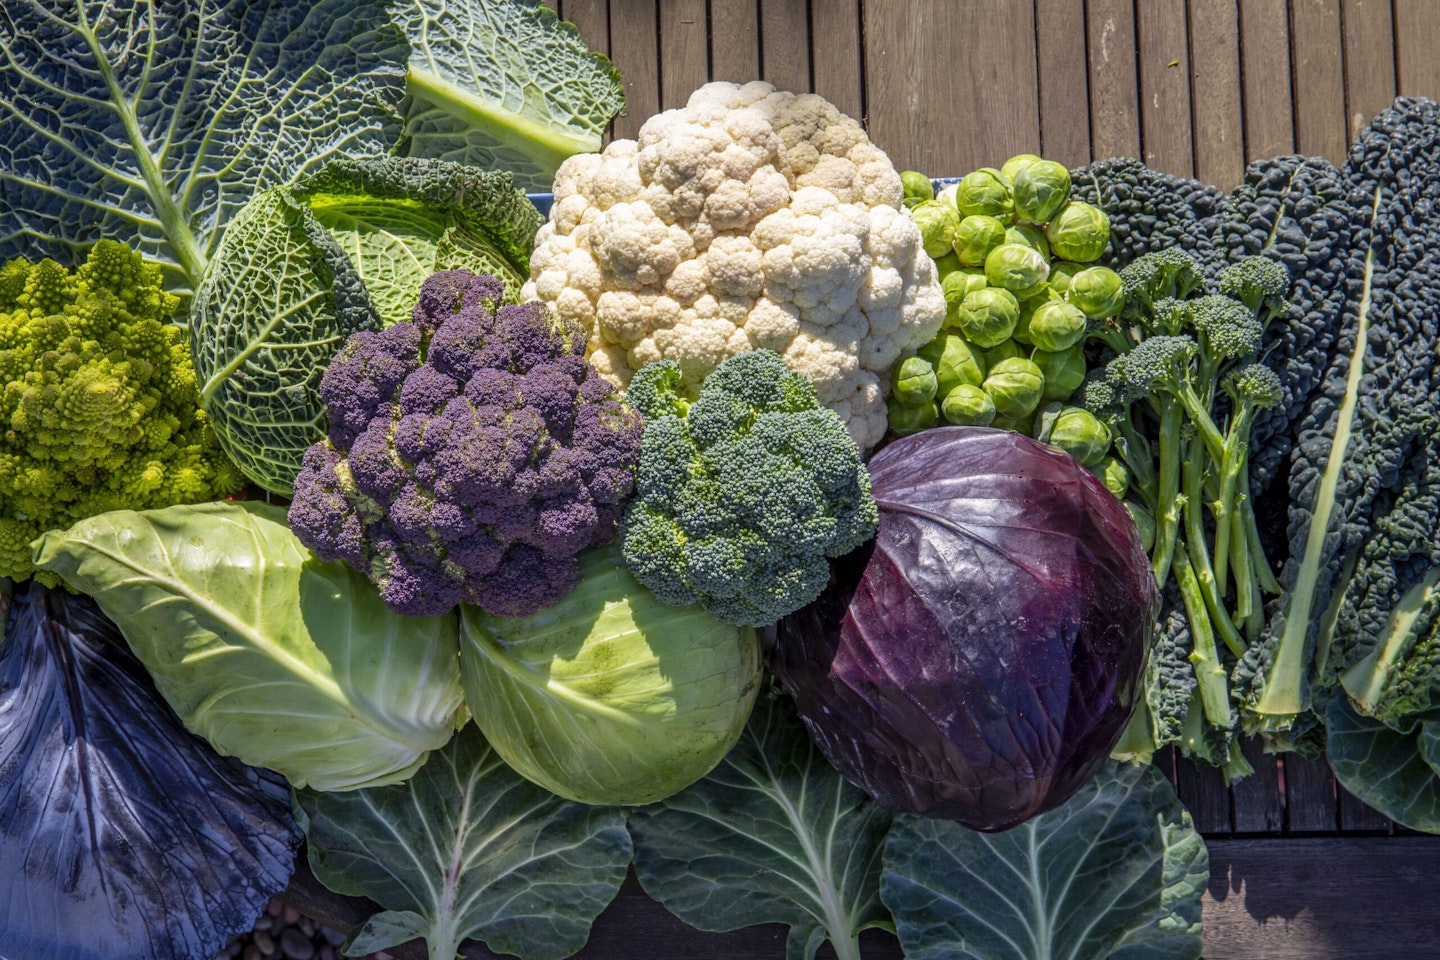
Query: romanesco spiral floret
xmin=0 ymin=241 xmax=244 ymax=579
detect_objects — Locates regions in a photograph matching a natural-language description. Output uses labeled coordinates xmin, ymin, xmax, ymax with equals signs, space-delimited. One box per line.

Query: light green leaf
xmin=296 ymin=725 xmax=632 ymax=960
xmin=0 ymin=0 xmax=407 ymax=295
xmin=1326 ymin=696 xmax=1440 ymax=833
xmin=627 ymin=693 xmax=893 ymax=960
xmin=880 ymin=760 xmax=1206 ymax=960
xmin=394 ymin=0 xmax=626 ymax=191
xmin=31 ymin=500 xmax=465 ymax=792
xmin=344 ymin=911 xmax=429 ymax=955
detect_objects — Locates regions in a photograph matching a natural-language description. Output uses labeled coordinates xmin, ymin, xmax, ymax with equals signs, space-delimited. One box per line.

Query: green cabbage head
xmin=459 ymin=546 xmax=762 ymax=805
xmin=32 ymin=500 xmax=466 ymax=792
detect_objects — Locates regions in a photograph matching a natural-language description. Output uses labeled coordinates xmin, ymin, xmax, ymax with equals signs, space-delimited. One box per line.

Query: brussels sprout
xmin=893 ymin=355 xmax=939 ymax=406
xmin=1004 ymin=223 xmax=1051 ymax=259
xmin=1047 ymin=406 xmax=1112 ymax=466
xmin=1013 ymin=288 xmax=1059 ymax=345
xmin=901 ymin=170 xmax=935 ymax=208
xmin=1045 ymin=201 xmax=1111 ymax=262
xmin=955 ymin=168 xmax=1015 ymax=222
xmin=1125 ymin=500 xmax=1156 ymax=552
xmin=940 ymin=383 xmax=997 ymax=427
xmin=1012 ymin=159 xmax=1073 ymax=224
xmin=1030 ymin=344 xmax=1088 ymax=401
xmin=932 ymin=250 xmax=962 ymax=279
xmin=888 ymin=396 xmax=937 ymax=436
xmin=956 ymin=287 xmax=1020 ymax=348
xmin=984 ymin=243 xmax=1050 ymax=297
xmin=911 ymin=199 xmax=961 ymax=259
xmin=979 ymin=338 xmax=1021 ymax=369
xmin=936 ymin=182 xmax=960 ymax=209
xmin=941 ymin=267 xmax=990 ymax=313
xmin=1091 ymin=456 xmax=1129 ymax=499
xmin=919 ymin=333 xmax=987 ymax=394
xmin=982 ymin=357 xmax=1045 ymax=419
xmin=1067 ymin=266 xmax=1125 ymax=319
xmin=953 ymin=215 xmax=1008 ymax=267
xmin=1000 ymin=153 xmax=1044 ymax=183
xmin=1047 ymin=261 xmax=1085 ymax=296
xmin=1028 ymin=299 xmax=1088 ymax=352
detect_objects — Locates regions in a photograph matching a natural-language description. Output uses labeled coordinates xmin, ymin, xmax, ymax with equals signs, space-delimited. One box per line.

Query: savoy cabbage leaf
xmin=394 ymin=0 xmax=626 ymax=190
xmin=0 ymin=0 xmax=407 ymax=295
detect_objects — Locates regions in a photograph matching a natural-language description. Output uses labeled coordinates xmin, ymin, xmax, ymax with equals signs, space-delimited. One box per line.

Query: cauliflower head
xmin=289 ymin=270 xmax=644 ymax=618
xmin=0 ymin=242 xmax=245 ymax=580
xmin=523 ymin=80 xmax=945 ymax=449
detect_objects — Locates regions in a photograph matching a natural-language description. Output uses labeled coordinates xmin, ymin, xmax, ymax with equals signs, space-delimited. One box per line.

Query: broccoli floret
xmin=1117 ymin=249 xmax=1206 ymax=322
xmin=1189 ymin=294 xmax=1263 ymax=372
xmin=1217 ymin=256 xmax=1290 ymax=323
xmin=620 ymin=349 xmax=878 ymax=627
xmin=0 ymin=242 xmax=244 ymax=580
xmin=289 ymin=269 xmax=644 ymax=618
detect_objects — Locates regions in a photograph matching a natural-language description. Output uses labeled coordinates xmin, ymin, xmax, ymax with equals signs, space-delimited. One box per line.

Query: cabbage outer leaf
xmin=627 ymin=694 xmax=894 ymax=960
xmin=395 ymin=0 xmax=625 ymax=191
xmin=295 ymin=725 xmax=632 ymax=960
xmin=0 ymin=0 xmax=406 ymax=295
xmin=31 ymin=500 xmax=465 ymax=792
xmin=1326 ymin=696 xmax=1440 ymax=833
xmin=880 ymin=760 xmax=1206 ymax=960
xmin=0 ymin=586 xmax=302 ymax=960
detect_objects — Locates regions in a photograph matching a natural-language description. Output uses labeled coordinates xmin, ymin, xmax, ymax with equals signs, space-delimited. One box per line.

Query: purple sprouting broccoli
xmin=289 ymin=270 xmax=644 ymax=617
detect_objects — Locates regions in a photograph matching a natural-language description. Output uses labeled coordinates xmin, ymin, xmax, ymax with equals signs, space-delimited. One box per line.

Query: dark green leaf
xmin=1326 ymin=696 xmax=1440 ymax=833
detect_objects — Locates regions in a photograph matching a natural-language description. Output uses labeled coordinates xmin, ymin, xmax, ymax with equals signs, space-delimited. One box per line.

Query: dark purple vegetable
xmin=773 ymin=426 xmax=1157 ymax=831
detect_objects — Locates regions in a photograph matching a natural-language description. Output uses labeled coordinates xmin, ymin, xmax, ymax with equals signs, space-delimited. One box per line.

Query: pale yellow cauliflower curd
xmin=523 ymin=80 xmax=945 ymax=448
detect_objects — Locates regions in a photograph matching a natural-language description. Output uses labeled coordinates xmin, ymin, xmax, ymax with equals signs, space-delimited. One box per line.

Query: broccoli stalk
xmin=1173 ymin=546 xmax=1232 ymax=728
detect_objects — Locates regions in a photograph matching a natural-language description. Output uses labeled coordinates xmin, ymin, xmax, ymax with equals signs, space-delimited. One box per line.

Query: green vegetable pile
xmin=892 ymin=155 xmax=1122 ymax=475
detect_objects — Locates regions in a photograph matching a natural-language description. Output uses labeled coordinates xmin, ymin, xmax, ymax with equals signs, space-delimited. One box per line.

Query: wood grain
xmin=1086 ymin=0 xmax=1142 ymax=161
xmin=1035 ymin=0 xmax=1092 ymax=168
xmin=561 ymin=0 xmax=610 ymax=56
xmin=1238 ymin=0 xmax=1295 ymax=158
xmin=760 ymin=0 xmax=812 ymax=95
xmin=810 ymin=0 xmax=864 ymax=121
xmin=608 ymin=0 xmax=659 ymax=139
xmin=1289 ymin=0 xmax=1349 ymax=163
xmin=286 ymin=838 xmax=1440 ymax=959
xmin=1188 ymin=0 xmax=1246 ymax=187
xmin=1232 ymin=738 xmax=1285 ymax=833
xmin=659 ymin=0 xmax=709 ymax=108
xmin=1340 ymin=0 xmax=1396 ymax=140
xmin=710 ymin=0 xmax=760 ymax=83
xmin=1282 ymin=752 xmax=1339 ymax=833
xmin=1176 ymin=756 xmax=1234 ymax=837
xmin=1136 ymin=0 xmax=1195 ymax=177
xmin=1395 ymin=0 xmax=1440 ymax=98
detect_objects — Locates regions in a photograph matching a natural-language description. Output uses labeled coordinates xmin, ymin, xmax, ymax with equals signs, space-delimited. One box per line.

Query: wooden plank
xmin=864 ymin=0 xmax=1039 ymax=176
xmin=660 ymin=0 xmax=709 ymax=110
xmin=1188 ymin=0 xmax=1246 ymax=187
xmin=1281 ymin=752 xmax=1338 ymax=833
xmin=1175 ymin=756 xmax=1234 ymax=835
xmin=1340 ymin=0 xmax=1396 ymax=140
xmin=1086 ymin=0 xmax=1142 ymax=161
xmin=1035 ymin=0 xmax=1091 ymax=167
xmin=1394 ymin=0 xmax=1440 ymax=99
xmin=760 ymin=0 xmax=812 ymax=95
xmin=1289 ymin=0 xmax=1348 ymax=164
xmin=608 ymin=0 xmax=659 ymax=140
xmin=1238 ymin=0 xmax=1295 ymax=158
xmin=1204 ymin=837 xmax=1440 ymax=958
xmin=560 ymin=0 xmax=609 ymax=56
xmin=287 ymin=838 xmax=1440 ymax=959
xmin=1231 ymin=738 xmax=1284 ymax=833
xmin=1136 ymin=0 xmax=1195 ymax=178
xmin=810 ymin=0 xmax=864 ymax=121
xmin=710 ymin=0 xmax=760 ymax=83
xmin=1339 ymin=782 xmax=1394 ymax=833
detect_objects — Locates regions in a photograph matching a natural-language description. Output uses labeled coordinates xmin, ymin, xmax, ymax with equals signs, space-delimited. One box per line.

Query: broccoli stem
xmin=1111 ymin=699 xmax=1158 ymax=764
xmin=1110 ymin=419 xmax=1158 ymax=510
xmin=1242 ymin=488 xmax=1282 ymax=595
xmin=1212 ymin=402 xmax=1259 ymax=605
xmin=1167 ymin=380 xmax=1226 ymax=464
xmin=1174 ymin=546 xmax=1233 ymax=728
xmin=1150 ymin=399 xmax=1184 ymax=587
xmin=1090 ymin=322 xmax=1136 ymax=357
xmin=1182 ymin=433 xmax=1244 ymax=657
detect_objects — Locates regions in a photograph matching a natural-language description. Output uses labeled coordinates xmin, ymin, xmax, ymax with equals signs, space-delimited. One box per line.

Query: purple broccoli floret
xmin=289 ymin=269 xmax=644 ymax=618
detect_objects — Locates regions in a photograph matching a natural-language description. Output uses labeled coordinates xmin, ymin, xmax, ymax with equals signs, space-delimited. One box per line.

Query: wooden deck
xmin=272 ymin=3 xmax=1440 ymax=957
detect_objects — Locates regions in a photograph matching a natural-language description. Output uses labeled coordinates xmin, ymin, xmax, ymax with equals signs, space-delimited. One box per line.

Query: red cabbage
xmin=773 ymin=426 xmax=1157 ymax=831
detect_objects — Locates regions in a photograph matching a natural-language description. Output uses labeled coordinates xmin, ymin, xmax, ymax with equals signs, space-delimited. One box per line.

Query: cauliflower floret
xmin=526 ymin=80 xmax=944 ymax=448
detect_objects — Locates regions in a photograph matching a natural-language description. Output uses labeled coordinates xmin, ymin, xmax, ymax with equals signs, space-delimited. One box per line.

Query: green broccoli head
xmin=1222 ymin=362 xmax=1283 ymax=411
xmin=1118 ymin=248 xmax=1205 ymax=321
xmin=1108 ymin=334 xmax=1198 ymax=401
xmin=621 ymin=349 xmax=879 ymax=626
xmin=1217 ymin=255 xmax=1289 ymax=321
xmin=0 ymin=241 xmax=244 ymax=580
xmin=1189 ymin=294 xmax=1264 ymax=364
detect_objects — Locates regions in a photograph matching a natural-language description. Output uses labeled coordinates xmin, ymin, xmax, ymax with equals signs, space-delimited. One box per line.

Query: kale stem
xmin=1174 ymin=546 xmax=1233 ymax=727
